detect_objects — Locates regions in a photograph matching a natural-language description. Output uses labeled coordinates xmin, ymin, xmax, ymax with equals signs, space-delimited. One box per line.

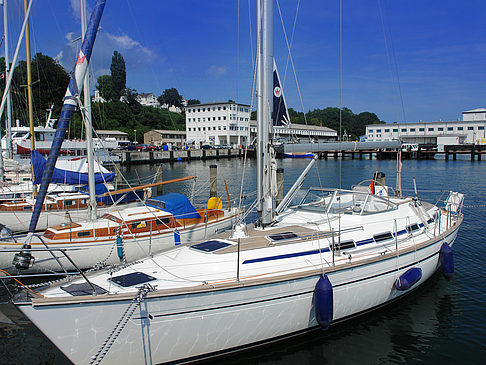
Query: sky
xmin=0 ymin=0 xmax=485 ymax=123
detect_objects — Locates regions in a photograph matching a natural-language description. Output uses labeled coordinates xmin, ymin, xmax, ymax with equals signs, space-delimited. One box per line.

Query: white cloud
xmin=70 ymin=0 xmax=80 ymax=19
xmin=65 ymin=32 xmax=76 ymax=42
xmin=207 ymin=65 xmax=227 ymax=77
xmin=105 ymin=33 xmax=153 ymax=57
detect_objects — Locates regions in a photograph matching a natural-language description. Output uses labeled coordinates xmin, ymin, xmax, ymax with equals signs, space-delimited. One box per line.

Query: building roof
xmin=249 ymin=120 xmax=336 ymax=133
xmin=148 ymin=129 xmax=186 ymax=135
xmin=365 ymin=119 xmax=486 ymax=128
xmin=138 ymin=93 xmax=157 ymax=98
xmin=96 ymin=130 xmax=128 ymax=136
xmin=463 ymin=108 xmax=486 ymax=113
xmin=186 ymin=101 xmax=251 ymax=108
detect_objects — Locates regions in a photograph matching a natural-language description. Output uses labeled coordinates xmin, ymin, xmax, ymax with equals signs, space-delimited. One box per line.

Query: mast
xmin=81 ymin=0 xmax=97 ymax=220
xmin=256 ymin=0 xmax=263 ymax=221
xmin=24 ymin=0 xmax=36 ymax=193
xmin=2 ymin=0 xmax=13 ymax=159
xmin=258 ymin=0 xmax=274 ymax=226
xmin=27 ymin=0 xmax=106 ymax=234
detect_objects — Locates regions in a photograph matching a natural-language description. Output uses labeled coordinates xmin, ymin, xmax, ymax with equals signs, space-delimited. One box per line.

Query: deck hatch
xmin=109 ymin=272 xmax=156 ymax=287
xmin=191 ymin=240 xmax=232 ymax=252
xmin=61 ymin=283 xmax=108 ymax=296
xmin=267 ymin=232 xmax=299 ymax=242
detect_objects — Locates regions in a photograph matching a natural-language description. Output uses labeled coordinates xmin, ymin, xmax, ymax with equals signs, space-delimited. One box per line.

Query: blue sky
xmin=1 ymin=0 xmax=485 ymax=123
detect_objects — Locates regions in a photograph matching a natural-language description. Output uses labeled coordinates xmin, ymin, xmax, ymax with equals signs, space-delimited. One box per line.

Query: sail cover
xmin=272 ymin=59 xmax=290 ymax=126
xmin=31 ymin=150 xmax=115 ymax=184
xmin=146 ymin=193 xmax=201 ymax=219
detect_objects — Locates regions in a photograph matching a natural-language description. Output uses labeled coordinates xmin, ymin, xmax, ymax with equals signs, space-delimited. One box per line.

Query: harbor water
xmin=1 ymin=157 xmax=485 ymax=364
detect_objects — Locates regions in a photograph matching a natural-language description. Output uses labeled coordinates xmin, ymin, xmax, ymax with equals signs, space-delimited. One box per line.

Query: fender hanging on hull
xmin=395 ymin=268 xmax=422 ymax=291
xmin=439 ymin=242 xmax=454 ymax=280
xmin=314 ymin=274 xmax=333 ymax=329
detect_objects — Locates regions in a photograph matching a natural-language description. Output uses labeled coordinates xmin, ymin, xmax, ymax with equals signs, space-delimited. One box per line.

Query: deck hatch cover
xmin=109 ymin=272 xmax=156 ymax=287
xmin=191 ymin=240 xmax=232 ymax=252
xmin=61 ymin=283 xmax=108 ymax=296
xmin=267 ymin=232 xmax=299 ymax=242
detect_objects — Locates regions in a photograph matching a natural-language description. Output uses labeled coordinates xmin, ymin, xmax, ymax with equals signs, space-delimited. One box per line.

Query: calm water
xmin=1 ymin=157 xmax=485 ymax=364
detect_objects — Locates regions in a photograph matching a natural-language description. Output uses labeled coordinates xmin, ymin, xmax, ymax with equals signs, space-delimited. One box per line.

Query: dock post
xmin=210 ymin=164 xmax=217 ymax=198
xmin=156 ymin=166 xmax=163 ymax=195
xmin=417 ymin=146 xmax=422 ymax=160
xmin=359 ymin=151 xmax=363 ymax=160
xmin=479 ymin=150 xmax=482 ymax=161
xmin=445 ymin=146 xmax=449 ymax=161
xmin=202 ymin=149 xmax=207 ymax=160
xmin=187 ymin=149 xmax=191 ymax=162
xmin=276 ymin=168 xmax=284 ymax=206
xmin=471 ymin=145 xmax=475 ymax=161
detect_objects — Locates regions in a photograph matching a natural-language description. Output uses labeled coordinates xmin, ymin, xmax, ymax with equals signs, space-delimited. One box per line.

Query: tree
xmin=158 ymin=88 xmax=182 ymax=109
xmin=96 ymin=75 xmax=114 ymax=101
xmin=187 ymin=99 xmax=200 ymax=105
xmin=110 ymin=51 xmax=126 ymax=100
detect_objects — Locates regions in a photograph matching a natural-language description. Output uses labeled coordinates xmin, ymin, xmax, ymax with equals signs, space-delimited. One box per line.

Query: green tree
xmin=110 ymin=51 xmax=126 ymax=100
xmin=187 ymin=99 xmax=200 ymax=105
xmin=96 ymin=75 xmax=114 ymax=101
xmin=158 ymin=88 xmax=182 ymax=109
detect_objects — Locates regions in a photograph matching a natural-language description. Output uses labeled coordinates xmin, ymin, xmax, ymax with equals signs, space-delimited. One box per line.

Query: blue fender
xmin=395 ymin=267 xmax=422 ymax=290
xmin=314 ymin=274 xmax=333 ymax=329
xmin=116 ymin=236 xmax=124 ymax=261
xmin=439 ymin=242 xmax=454 ymax=280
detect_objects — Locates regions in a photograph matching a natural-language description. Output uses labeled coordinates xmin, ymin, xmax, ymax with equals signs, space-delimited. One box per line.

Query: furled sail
xmin=31 ymin=150 xmax=115 ymax=185
xmin=28 ymin=0 xmax=106 ymax=233
xmin=272 ymin=59 xmax=290 ymax=127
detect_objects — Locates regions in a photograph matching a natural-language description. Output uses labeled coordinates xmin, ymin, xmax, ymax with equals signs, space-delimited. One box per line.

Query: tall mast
xmin=2 ymin=0 xmax=13 ymax=159
xmin=257 ymin=0 xmax=274 ymax=226
xmin=81 ymin=0 xmax=97 ymax=219
xmin=24 ymin=0 xmax=36 ymax=192
xmin=256 ymin=0 xmax=263 ymax=221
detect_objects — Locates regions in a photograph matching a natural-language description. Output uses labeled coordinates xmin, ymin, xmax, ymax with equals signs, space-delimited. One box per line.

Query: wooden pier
xmin=443 ymin=144 xmax=486 ymax=161
xmin=112 ymin=148 xmax=251 ymax=165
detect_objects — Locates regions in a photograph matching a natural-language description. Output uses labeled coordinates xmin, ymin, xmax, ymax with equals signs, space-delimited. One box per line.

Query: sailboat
xmin=9 ymin=1 xmax=463 ymax=364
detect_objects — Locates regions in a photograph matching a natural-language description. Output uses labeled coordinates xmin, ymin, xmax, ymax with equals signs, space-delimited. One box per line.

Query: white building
xmin=365 ymin=109 xmax=486 ymax=146
xmin=136 ymin=93 xmax=160 ymax=108
xmin=186 ymin=102 xmax=251 ymax=147
xmin=249 ymin=121 xmax=337 ymax=143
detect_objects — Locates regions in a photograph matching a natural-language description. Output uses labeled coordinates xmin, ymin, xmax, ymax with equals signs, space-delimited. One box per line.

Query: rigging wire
xmin=275 ymin=0 xmax=308 ymax=126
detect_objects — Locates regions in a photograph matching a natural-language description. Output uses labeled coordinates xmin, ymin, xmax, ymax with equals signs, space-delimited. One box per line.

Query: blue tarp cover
xmin=31 ymin=150 xmax=115 ymax=185
xmin=147 ymin=193 xmax=201 ymax=219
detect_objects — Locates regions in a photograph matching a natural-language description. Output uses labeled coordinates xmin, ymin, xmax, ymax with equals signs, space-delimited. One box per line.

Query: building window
xmin=438 ymin=127 xmax=444 ymax=131
xmin=385 ymin=129 xmax=390 ymax=132
xmin=393 ymin=129 xmax=398 ymax=132
xmin=419 ymin=128 xmax=425 ymax=132
xmin=218 ymin=126 xmax=221 ymax=130
xmin=223 ymin=107 xmax=226 ymax=110
xmin=410 ymin=128 xmax=416 ymax=132
xmin=428 ymin=128 xmax=434 ymax=132
xmin=478 ymin=126 xmax=485 ymax=130
xmin=468 ymin=126 xmax=474 ymax=131
xmin=223 ymin=116 xmax=226 ymax=120
xmin=203 ymin=127 xmax=206 ymax=131
xmin=376 ymin=129 xmax=381 ymax=133
xmin=218 ymin=107 xmax=221 ymax=110
xmin=401 ymin=128 xmax=407 ymax=132
xmin=448 ymin=127 xmax=453 ymax=131
xmin=218 ymin=117 xmax=221 ymax=120
xmin=458 ymin=127 xmax=464 ymax=131
xmin=369 ymin=130 xmax=373 ymax=134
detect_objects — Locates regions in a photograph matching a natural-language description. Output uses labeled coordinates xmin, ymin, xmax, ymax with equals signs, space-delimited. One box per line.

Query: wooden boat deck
xmin=215 ymin=224 xmax=335 ymax=253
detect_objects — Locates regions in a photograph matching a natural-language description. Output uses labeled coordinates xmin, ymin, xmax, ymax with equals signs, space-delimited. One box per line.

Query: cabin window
xmin=406 ymin=223 xmax=420 ymax=233
xmin=156 ymin=217 xmax=171 ymax=226
xmin=23 ymin=206 xmax=32 ymax=211
xmin=334 ymin=240 xmax=355 ymax=251
xmin=267 ymin=232 xmax=299 ymax=242
xmin=77 ymin=231 xmax=91 ymax=237
xmin=64 ymin=200 xmax=75 ymax=206
xmin=373 ymin=232 xmax=393 ymax=242
xmin=109 ymin=272 xmax=156 ymax=287
xmin=131 ymin=221 xmax=147 ymax=230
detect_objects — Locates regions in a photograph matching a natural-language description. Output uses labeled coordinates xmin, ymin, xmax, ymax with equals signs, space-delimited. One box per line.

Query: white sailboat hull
xmin=17 ymin=225 xmax=459 ymax=364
